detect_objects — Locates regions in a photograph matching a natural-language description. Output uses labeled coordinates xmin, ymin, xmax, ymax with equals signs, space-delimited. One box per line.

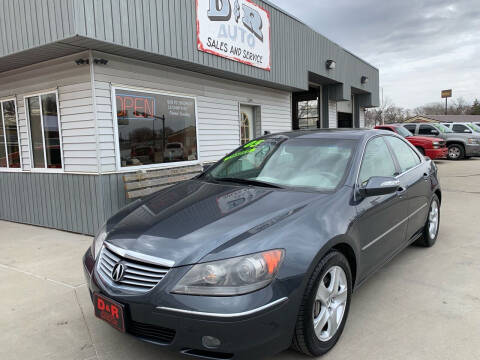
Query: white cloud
xmin=269 ymin=0 xmax=479 ymax=109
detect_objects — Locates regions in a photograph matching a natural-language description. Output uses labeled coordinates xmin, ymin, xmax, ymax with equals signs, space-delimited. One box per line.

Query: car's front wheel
xmin=447 ymin=144 xmax=464 ymax=160
xmin=292 ymin=251 xmax=352 ymax=356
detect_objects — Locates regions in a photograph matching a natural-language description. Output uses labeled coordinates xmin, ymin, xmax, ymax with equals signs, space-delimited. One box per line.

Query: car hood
xmin=105 ymin=179 xmax=326 ymax=267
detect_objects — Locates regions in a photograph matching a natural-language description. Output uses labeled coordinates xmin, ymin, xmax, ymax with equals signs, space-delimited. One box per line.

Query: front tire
xmin=447 ymin=144 xmax=465 ymax=160
xmin=292 ymin=251 xmax=352 ymax=357
xmin=415 ymin=194 xmax=440 ymax=247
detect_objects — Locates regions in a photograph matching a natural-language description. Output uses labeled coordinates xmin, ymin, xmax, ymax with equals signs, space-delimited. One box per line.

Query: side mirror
xmin=464 ymin=129 xmax=472 ymax=133
xmin=358 ymin=176 xmax=400 ymax=197
xmin=430 ymin=129 xmax=439 ymax=135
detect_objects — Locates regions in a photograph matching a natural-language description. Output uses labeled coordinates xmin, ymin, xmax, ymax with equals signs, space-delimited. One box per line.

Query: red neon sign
xmin=116 ymin=94 xmax=155 ymax=119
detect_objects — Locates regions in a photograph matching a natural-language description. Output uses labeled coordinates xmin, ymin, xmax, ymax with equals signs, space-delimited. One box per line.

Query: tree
xmin=471 ymin=99 xmax=480 ymax=115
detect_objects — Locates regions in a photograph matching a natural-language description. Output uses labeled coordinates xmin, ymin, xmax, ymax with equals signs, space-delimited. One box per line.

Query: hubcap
xmin=313 ymin=266 xmax=348 ymax=342
xmin=428 ymin=200 xmax=439 ymax=239
xmin=449 ymin=147 xmax=460 ymax=159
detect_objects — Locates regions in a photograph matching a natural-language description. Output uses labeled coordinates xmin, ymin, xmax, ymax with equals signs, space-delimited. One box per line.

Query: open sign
xmin=116 ymin=94 xmax=155 ymax=120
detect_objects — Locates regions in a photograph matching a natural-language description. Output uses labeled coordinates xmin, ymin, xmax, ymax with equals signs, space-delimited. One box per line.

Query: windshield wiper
xmin=214 ymin=177 xmax=285 ymax=189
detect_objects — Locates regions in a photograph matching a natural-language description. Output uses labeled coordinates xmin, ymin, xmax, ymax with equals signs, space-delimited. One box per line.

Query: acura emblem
xmin=111 ymin=263 xmax=125 ymax=282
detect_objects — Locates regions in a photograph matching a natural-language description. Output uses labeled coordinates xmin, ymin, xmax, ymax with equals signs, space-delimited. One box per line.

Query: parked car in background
xmin=442 ymin=122 xmax=480 ymax=135
xmin=375 ymin=124 xmax=447 ymax=159
xmin=83 ymin=129 xmax=442 ymax=359
xmin=401 ymin=123 xmax=480 ymax=160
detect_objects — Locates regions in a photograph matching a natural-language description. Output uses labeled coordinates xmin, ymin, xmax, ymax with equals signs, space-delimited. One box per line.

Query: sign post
xmin=441 ymin=89 xmax=452 ymax=115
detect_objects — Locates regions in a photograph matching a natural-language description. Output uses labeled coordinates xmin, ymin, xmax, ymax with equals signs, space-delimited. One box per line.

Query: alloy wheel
xmin=428 ymin=200 xmax=439 ymax=239
xmin=312 ymin=266 xmax=348 ymax=342
xmin=448 ymin=147 xmax=461 ymax=159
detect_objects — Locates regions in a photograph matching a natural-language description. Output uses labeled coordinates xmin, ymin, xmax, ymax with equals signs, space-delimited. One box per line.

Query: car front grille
xmin=97 ymin=246 xmax=170 ymax=292
xmin=128 ymin=320 xmax=176 ymax=344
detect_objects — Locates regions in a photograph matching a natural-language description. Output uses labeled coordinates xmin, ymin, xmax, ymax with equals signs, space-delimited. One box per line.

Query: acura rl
xmin=83 ymin=129 xmax=441 ymax=359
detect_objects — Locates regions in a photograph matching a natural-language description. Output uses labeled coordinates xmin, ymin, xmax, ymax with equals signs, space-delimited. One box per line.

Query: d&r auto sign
xmin=197 ymin=0 xmax=271 ymax=71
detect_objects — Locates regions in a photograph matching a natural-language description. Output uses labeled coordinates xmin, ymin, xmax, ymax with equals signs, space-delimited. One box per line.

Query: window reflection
xmin=2 ymin=101 xmax=21 ymax=168
xmin=116 ymin=89 xmax=198 ymax=168
xmin=27 ymin=93 xmax=62 ymax=169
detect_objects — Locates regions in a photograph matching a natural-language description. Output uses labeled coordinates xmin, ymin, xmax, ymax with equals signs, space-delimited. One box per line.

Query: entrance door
xmin=337 ymin=112 xmax=353 ymax=128
xmin=240 ymin=105 xmax=259 ymax=145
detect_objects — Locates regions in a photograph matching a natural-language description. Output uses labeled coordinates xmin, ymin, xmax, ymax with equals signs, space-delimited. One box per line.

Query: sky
xmin=268 ymin=0 xmax=480 ymax=109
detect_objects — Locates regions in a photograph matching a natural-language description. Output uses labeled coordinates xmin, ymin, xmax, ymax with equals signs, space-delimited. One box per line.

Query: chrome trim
xmin=105 ymin=242 xmax=175 ymax=268
xmin=362 ymin=203 xmax=428 ymax=251
xmin=156 ymin=297 xmax=288 ymax=318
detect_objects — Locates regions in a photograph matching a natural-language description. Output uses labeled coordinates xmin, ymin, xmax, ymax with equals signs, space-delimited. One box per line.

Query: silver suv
xmin=401 ymin=123 xmax=480 ymax=160
xmin=442 ymin=122 xmax=480 ymax=135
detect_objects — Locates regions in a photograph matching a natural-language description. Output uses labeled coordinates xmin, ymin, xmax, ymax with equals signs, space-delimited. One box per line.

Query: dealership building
xmin=0 ymin=0 xmax=379 ymax=235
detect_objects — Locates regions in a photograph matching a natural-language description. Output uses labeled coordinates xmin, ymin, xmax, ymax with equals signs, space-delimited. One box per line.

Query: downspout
xmin=89 ymin=50 xmax=105 ymax=231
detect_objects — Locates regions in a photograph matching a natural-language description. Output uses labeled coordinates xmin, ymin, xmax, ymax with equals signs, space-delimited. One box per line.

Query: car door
xmin=403 ymin=124 xmax=418 ymax=135
xmin=354 ymin=136 xmax=409 ymax=278
xmin=452 ymin=124 xmax=472 ymax=134
xmin=384 ymin=136 xmax=430 ymax=242
xmin=418 ymin=124 xmax=441 ymax=138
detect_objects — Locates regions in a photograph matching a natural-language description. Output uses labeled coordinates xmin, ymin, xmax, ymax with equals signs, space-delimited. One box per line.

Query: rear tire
xmin=415 ymin=194 xmax=440 ymax=247
xmin=292 ymin=251 xmax=352 ymax=357
xmin=447 ymin=144 xmax=465 ymax=160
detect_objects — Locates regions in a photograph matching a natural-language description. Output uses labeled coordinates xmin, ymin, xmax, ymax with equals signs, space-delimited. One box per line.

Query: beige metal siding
xmin=92 ymin=53 xmax=291 ymax=170
xmin=0 ymin=53 xmax=98 ymax=172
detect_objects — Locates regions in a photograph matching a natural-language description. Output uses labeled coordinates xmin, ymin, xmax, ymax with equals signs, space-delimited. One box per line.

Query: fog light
xmin=202 ymin=336 xmax=221 ymax=349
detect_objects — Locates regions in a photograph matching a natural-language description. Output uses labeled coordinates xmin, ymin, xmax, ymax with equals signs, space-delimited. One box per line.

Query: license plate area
xmin=93 ymin=293 xmax=126 ymax=332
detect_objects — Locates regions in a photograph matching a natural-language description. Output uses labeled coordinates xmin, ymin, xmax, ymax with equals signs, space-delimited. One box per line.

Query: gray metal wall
xmin=0 ymin=172 xmax=127 ymax=235
xmin=0 ymin=0 xmax=379 ymax=106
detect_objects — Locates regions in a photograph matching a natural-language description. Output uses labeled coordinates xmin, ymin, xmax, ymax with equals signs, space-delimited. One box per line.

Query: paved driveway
xmin=1 ymin=159 xmax=480 ymax=360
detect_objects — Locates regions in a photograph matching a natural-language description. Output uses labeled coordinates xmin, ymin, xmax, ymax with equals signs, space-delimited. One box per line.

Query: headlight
xmin=91 ymin=225 xmax=107 ymax=260
xmin=172 ymin=250 xmax=285 ymax=296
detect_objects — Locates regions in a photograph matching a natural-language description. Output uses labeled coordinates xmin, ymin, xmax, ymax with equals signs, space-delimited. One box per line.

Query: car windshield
xmin=396 ymin=126 xmax=412 ymax=137
xmin=467 ymin=123 xmax=480 ymax=132
xmin=432 ymin=123 xmax=453 ymax=133
xmin=204 ymin=137 xmax=356 ymax=191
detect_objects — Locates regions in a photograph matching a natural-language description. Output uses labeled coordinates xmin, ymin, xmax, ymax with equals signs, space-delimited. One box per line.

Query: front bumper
xmin=425 ymin=147 xmax=448 ymax=160
xmin=465 ymin=144 xmax=480 ymax=157
xmin=83 ymin=250 xmax=297 ymax=359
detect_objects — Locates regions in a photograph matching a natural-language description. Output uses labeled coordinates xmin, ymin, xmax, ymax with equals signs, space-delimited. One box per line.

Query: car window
xmin=432 ymin=123 xmax=453 ymax=133
xmin=419 ymin=124 xmax=439 ymax=135
xmin=452 ymin=124 xmax=471 ymax=133
xmin=207 ymin=138 xmax=356 ymax=191
xmin=404 ymin=124 xmax=417 ymax=133
xmin=359 ymin=137 xmax=397 ymax=185
xmin=385 ymin=136 xmax=421 ymax=173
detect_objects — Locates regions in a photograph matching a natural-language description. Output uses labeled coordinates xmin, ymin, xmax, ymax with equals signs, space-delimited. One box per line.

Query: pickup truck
xmin=401 ymin=123 xmax=480 ymax=160
xmin=375 ymin=124 xmax=448 ymax=160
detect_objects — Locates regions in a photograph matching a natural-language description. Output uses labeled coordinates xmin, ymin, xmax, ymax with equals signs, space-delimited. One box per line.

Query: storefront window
xmin=297 ymin=99 xmax=319 ymax=129
xmin=26 ymin=93 xmax=62 ymax=169
xmin=0 ymin=100 xmax=21 ymax=168
xmin=115 ymin=88 xmax=198 ymax=168
xmin=293 ymin=87 xmax=321 ymax=130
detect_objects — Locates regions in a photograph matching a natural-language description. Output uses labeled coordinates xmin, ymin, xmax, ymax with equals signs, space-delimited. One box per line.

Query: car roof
xmin=267 ymin=128 xmax=378 ymax=141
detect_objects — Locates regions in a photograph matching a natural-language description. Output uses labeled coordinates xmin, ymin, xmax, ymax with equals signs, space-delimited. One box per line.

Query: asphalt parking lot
xmin=1 ymin=159 xmax=479 ymax=360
